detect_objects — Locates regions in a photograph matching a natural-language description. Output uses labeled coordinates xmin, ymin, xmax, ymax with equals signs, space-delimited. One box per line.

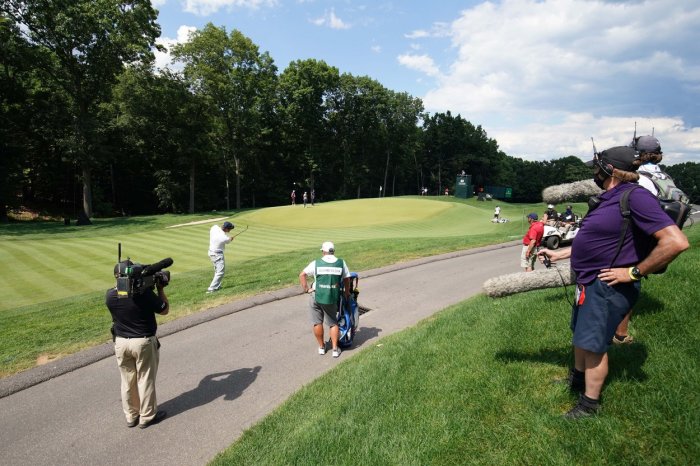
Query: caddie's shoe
xmin=553 ymin=368 xmax=584 ymax=393
xmin=126 ymin=417 xmax=139 ymax=428
xmin=612 ymin=334 xmax=634 ymax=344
xmin=564 ymin=394 xmax=600 ymax=420
xmin=318 ymin=346 xmax=326 ymax=355
xmin=332 ymin=348 xmax=341 ymax=358
xmin=138 ymin=410 xmax=167 ymax=429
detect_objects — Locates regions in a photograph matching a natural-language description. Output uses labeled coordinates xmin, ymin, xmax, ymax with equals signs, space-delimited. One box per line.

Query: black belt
xmin=116 ymin=335 xmax=154 ymax=339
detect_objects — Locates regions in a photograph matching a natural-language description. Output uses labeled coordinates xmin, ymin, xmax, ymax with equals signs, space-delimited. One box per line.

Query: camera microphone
xmin=542 ymin=179 xmax=602 ymax=205
xmin=142 ymin=258 xmax=174 ymax=276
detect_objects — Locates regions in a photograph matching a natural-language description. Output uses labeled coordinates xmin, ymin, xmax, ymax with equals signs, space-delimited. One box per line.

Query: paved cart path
xmin=0 ymin=241 xmax=522 ymax=466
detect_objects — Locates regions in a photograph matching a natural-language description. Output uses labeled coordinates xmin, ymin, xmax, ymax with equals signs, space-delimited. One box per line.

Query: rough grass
xmin=211 ymin=225 xmax=700 ymax=466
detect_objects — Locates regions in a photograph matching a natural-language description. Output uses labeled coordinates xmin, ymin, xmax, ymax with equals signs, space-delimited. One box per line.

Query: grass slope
xmin=0 ymin=196 xmax=551 ymax=377
xmin=212 ymin=225 xmax=700 ymax=466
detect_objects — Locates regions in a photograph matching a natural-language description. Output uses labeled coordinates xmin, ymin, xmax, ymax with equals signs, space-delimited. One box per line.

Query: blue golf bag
xmin=337 ymin=272 xmax=359 ymax=349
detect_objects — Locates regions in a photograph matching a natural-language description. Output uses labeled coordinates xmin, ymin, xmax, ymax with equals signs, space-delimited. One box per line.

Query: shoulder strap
xmin=609 ymin=186 xmax=637 ymax=268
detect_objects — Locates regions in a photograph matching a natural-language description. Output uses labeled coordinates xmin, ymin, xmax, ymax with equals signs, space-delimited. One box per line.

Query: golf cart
xmin=542 ymin=216 xmax=582 ymax=249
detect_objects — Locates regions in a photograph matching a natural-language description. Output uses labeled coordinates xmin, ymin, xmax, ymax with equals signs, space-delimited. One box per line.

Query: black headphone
xmin=594 ymin=153 xmax=614 ymax=177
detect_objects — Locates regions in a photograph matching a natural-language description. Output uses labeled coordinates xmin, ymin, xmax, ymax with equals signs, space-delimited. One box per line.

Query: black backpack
xmin=612 ymin=184 xmax=689 ymax=274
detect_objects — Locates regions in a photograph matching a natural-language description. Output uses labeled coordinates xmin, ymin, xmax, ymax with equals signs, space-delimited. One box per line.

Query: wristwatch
xmin=629 ymin=266 xmax=643 ymax=281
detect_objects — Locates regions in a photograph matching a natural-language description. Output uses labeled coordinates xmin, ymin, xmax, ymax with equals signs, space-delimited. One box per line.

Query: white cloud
xmin=405 ymin=22 xmax=450 ymax=39
xmin=490 ymin=114 xmax=700 ymax=166
xmin=154 ymin=25 xmax=197 ymax=71
xmin=184 ymin=0 xmax=278 ymax=16
xmin=371 ymin=45 xmax=381 ymax=54
xmin=405 ymin=29 xmax=429 ymax=39
xmin=402 ymin=0 xmax=700 ymax=163
xmin=151 ymin=0 xmax=167 ymax=7
xmin=311 ymin=8 xmax=351 ymax=30
xmin=397 ymin=54 xmax=440 ymax=78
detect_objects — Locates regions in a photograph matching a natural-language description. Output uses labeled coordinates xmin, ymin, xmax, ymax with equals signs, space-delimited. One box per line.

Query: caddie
xmin=298 ymin=241 xmax=351 ymax=358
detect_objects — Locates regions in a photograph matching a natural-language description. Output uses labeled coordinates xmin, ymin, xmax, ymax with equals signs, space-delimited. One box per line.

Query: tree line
xmin=2 ymin=1 xmax=697 ymax=223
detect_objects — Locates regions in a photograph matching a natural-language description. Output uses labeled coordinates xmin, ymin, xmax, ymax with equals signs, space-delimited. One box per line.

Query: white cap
xmin=320 ymin=241 xmax=335 ymax=252
xmin=547 ymin=204 xmax=554 ymax=209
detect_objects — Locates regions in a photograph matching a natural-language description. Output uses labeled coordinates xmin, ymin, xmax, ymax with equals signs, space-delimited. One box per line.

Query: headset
xmin=593 ymin=152 xmax=614 ymax=178
xmin=590 ymin=137 xmax=613 ymax=178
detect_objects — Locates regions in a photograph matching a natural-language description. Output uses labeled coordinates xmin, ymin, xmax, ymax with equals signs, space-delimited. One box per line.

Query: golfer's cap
xmin=527 ymin=213 xmax=538 ymax=220
xmin=547 ymin=204 xmax=554 ymax=209
xmin=321 ymin=241 xmax=335 ymax=252
xmin=222 ymin=221 xmax=234 ymax=230
xmin=585 ymin=146 xmax=638 ymax=171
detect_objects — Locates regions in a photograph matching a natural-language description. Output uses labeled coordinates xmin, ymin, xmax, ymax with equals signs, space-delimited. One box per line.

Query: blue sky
xmin=153 ymin=0 xmax=700 ymax=165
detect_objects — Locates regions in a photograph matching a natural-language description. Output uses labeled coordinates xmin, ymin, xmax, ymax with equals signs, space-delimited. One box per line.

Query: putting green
xmin=242 ymin=198 xmax=452 ymax=228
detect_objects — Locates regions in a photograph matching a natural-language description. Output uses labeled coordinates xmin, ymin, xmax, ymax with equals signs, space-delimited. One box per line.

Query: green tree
xmin=109 ymin=66 xmax=214 ymax=213
xmin=328 ymin=74 xmax=390 ymax=198
xmin=379 ymin=90 xmax=423 ymax=197
xmin=665 ymin=162 xmax=700 ymax=204
xmin=173 ymin=24 xmax=278 ymax=210
xmin=2 ymin=0 xmax=160 ymax=221
xmin=278 ymin=59 xmax=340 ymax=196
xmin=1 ymin=16 xmax=77 ymax=220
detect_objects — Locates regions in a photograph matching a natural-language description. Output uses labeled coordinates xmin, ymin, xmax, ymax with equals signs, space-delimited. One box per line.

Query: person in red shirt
xmin=521 ymin=212 xmax=544 ymax=271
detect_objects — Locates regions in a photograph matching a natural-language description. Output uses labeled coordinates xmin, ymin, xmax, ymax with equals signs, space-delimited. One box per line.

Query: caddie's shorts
xmin=308 ymin=294 xmax=339 ymax=327
xmin=571 ymin=278 xmax=641 ymax=353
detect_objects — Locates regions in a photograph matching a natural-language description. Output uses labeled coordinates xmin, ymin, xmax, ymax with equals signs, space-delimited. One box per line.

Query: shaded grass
xmin=211 ymin=226 xmax=699 ymax=466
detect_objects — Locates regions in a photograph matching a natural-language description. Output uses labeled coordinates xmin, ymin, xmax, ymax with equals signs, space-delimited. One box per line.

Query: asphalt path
xmin=0 ymin=240 xmax=536 ymax=466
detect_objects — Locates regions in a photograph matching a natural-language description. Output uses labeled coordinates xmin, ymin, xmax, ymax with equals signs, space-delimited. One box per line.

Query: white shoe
xmin=318 ymin=346 xmax=326 ymax=355
xmin=332 ymin=348 xmax=341 ymax=358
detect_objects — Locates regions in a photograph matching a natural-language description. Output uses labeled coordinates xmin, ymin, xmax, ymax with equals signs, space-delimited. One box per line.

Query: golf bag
xmin=337 ymin=272 xmax=360 ymax=349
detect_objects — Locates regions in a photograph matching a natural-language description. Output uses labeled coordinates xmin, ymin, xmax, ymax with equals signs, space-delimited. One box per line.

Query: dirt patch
xmin=36 ymin=353 xmax=64 ymax=366
xmin=167 ymin=217 xmax=229 ymax=228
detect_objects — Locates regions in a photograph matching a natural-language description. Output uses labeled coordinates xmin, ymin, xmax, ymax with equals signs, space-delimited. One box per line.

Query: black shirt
xmin=105 ymin=288 xmax=167 ymax=338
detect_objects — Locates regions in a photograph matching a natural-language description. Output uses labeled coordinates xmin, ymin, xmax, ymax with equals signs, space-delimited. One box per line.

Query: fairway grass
xmin=0 ymin=197 xmax=523 ymax=311
xmin=211 ymin=225 xmax=700 ymax=466
xmin=0 ymin=196 xmax=551 ymax=377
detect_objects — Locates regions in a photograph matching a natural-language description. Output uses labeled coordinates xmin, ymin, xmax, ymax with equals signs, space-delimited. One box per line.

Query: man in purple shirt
xmin=540 ymin=145 xmax=688 ymax=419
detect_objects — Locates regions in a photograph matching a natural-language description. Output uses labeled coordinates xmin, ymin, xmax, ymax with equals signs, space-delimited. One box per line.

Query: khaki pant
xmin=115 ymin=336 xmax=159 ymax=424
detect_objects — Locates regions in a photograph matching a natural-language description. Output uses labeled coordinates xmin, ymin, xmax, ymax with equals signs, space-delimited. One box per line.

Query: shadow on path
xmin=351 ymin=326 xmax=381 ymax=347
xmin=160 ymin=366 xmax=261 ymax=418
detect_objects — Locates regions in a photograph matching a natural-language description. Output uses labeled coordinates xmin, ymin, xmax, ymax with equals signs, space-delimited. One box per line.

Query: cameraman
xmin=106 ymin=261 xmax=169 ymax=429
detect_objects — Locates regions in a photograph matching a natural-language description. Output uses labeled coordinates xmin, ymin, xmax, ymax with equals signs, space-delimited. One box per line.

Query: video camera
xmin=115 ymin=243 xmax=173 ymax=298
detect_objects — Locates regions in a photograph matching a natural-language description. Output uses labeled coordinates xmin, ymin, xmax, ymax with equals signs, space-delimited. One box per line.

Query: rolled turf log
xmin=483 ymin=264 xmax=575 ymax=298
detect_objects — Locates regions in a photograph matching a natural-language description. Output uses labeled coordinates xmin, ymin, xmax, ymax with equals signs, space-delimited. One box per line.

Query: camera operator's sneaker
xmin=332 ymin=348 xmax=341 ymax=358
xmin=564 ymin=394 xmax=600 ymax=420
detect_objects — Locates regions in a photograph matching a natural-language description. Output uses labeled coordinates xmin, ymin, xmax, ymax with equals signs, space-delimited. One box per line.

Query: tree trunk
xmin=79 ymin=165 xmax=93 ymax=224
xmin=383 ymin=149 xmax=390 ymax=198
xmin=189 ymin=159 xmax=195 ymax=214
xmin=234 ymin=155 xmax=241 ymax=210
